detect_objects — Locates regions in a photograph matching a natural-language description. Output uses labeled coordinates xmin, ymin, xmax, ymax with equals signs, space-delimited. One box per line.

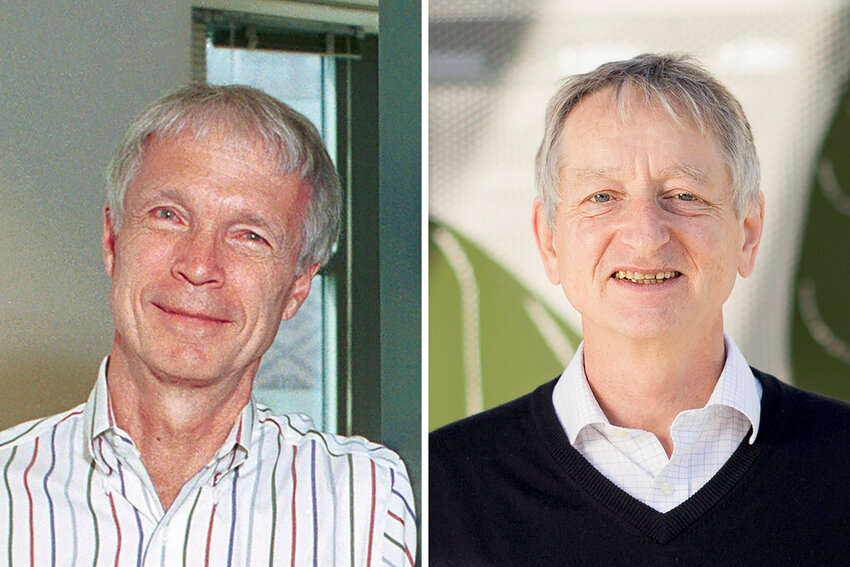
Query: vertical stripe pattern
xmin=0 ymin=360 xmax=416 ymax=566
xmin=107 ymin=494 xmax=121 ymax=567
xmin=5 ymin=446 xmax=18 ymax=567
xmin=366 ymin=460 xmax=376 ymax=567
xmin=289 ymin=445 xmax=298 ymax=567
xmin=44 ymin=428 xmax=57 ymax=567
xmin=310 ymin=440 xmax=318 ymax=567
xmin=203 ymin=503 xmax=217 ymax=567
xmin=23 ymin=438 xmax=38 ymax=567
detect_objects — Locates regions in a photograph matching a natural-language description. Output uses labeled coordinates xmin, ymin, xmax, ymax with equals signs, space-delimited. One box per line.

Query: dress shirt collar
xmin=84 ymin=356 xmax=255 ymax=470
xmin=553 ymin=333 xmax=761 ymax=445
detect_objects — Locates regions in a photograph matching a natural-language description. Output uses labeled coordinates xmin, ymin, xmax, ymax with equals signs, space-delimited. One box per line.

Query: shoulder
xmin=257 ymin=409 xmax=417 ymax=546
xmin=430 ymin=379 xmax=560 ymax=490
xmin=256 ymin=409 xmax=413 ymax=505
xmin=258 ymin=410 xmax=407 ymax=474
xmin=429 ymin=380 xmax=566 ymax=561
xmin=754 ymin=367 xmax=850 ymax=449
xmin=0 ymin=404 xmax=86 ymax=458
xmin=755 ymin=367 xmax=850 ymax=418
xmin=431 ymin=379 xmax=556 ymax=453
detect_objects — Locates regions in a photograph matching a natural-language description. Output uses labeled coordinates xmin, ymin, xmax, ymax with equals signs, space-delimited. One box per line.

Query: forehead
xmin=135 ymin=127 xmax=297 ymax=193
xmin=558 ymin=86 xmax=726 ymax=178
xmin=585 ymin=82 xmax=710 ymax=122
xmin=563 ymin=86 xmax=707 ymax=142
xmin=130 ymin=131 xmax=311 ymax=216
xmin=143 ymin=122 xmax=278 ymax=167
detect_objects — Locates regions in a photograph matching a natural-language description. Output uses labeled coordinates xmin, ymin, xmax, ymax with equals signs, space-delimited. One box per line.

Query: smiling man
xmin=0 ymin=85 xmax=414 ymax=566
xmin=430 ymin=54 xmax=850 ymax=565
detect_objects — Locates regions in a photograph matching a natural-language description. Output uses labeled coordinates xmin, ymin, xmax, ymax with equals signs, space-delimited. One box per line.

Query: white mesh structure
xmin=430 ymin=0 xmax=850 ymax=382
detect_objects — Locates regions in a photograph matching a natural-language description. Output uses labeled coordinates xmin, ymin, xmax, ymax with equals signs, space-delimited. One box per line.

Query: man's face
xmin=534 ymin=87 xmax=763 ymax=343
xmin=103 ymin=131 xmax=318 ymax=385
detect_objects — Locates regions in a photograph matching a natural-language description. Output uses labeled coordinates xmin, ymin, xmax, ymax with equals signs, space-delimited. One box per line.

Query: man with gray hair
xmin=431 ymin=54 xmax=850 ymax=564
xmin=0 ymin=84 xmax=415 ymax=566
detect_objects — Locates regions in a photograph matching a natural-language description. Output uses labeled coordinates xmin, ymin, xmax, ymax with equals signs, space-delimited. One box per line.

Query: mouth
xmin=612 ymin=270 xmax=681 ymax=285
xmin=154 ymin=303 xmax=229 ymax=324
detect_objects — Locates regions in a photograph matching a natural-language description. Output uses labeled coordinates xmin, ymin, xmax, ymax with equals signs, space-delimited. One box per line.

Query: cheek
xmin=117 ymin=228 xmax=174 ymax=266
xmin=113 ymin=237 xmax=171 ymax=287
xmin=233 ymin=264 xmax=293 ymax=316
xmin=558 ymin=221 xmax=606 ymax=276
xmin=110 ymin=262 xmax=155 ymax=322
xmin=681 ymin=223 xmax=741 ymax=281
xmin=109 ymin=233 xmax=191 ymax=321
xmin=553 ymin=228 xmax=597 ymax=306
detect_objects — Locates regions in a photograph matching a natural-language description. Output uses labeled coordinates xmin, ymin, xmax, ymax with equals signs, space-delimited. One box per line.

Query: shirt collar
xmin=553 ymin=342 xmax=606 ymax=444
xmin=82 ymin=357 xmax=118 ymax=461
xmin=706 ymin=333 xmax=762 ymax=443
xmin=215 ymin=396 xmax=255 ymax=461
xmin=553 ymin=333 xmax=762 ymax=445
xmin=83 ymin=356 xmax=256 ymax=467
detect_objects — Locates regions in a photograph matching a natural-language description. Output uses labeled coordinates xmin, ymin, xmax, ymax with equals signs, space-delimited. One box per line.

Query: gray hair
xmin=534 ymin=53 xmax=760 ymax=227
xmin=107 ymin=83 xmax=341 ymax=270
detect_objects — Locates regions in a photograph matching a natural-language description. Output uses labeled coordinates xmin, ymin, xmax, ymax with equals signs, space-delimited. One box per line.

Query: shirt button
xmin=660 ymin=482 xmax=673 ymax=496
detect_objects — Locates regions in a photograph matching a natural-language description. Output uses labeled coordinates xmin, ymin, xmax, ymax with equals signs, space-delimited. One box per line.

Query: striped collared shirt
xmin=553 ymin=334 xmax=762 ymax=512
xmin=0 ymin=358 xmax=415 ymax=566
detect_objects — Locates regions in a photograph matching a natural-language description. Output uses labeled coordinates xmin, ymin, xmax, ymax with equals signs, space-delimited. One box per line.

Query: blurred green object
xmin=429 ymin=221 xmax=581 ymax=430
xmin=793 ymin=79 xmax=850 ymax=401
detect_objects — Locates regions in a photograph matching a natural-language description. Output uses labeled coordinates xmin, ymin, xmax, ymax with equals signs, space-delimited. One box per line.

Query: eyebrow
xmin=569 ymin=167 xmax=618 ymax=183
xmin=659 ymin=165 xmax=708 ymax=183
xmin=567 ymin=164 xmax=709 ymax=184
xmin=136 ymin=186 xmax=187 ymax=209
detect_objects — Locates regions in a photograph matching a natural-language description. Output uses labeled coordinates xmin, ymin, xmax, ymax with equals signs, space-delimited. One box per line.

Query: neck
xmin=581 ymin=325 xmax=726 ymax=456
xmin=105 ymin=339 xmax=254 ymax=509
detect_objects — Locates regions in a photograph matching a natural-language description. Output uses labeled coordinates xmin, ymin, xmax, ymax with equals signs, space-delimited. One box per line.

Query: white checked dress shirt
xmin=0 ymin=358 xmax=416 ymax=566
xmin=553 ymin=334 xmax=762 ymax=513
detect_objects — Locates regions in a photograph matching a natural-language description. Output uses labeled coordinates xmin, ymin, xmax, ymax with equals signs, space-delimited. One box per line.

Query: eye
xmin=153 ymin=207 xmax=177 ymax=220
xmin=590 ymin=193 xmax=611 ymax=204
xmin=675 ymin=193 xmax=697 ymax=202
xmin=240 ymin=231 xmax=269 ymax=245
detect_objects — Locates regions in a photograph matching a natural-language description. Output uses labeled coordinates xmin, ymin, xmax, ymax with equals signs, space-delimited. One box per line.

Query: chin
xmin=145 ymin=348 xmax=231 ymax=385
xmin=606 ymin=312 xmax=685 ymax=341
xmin=158 ymin=364 xmax=224 ymax=386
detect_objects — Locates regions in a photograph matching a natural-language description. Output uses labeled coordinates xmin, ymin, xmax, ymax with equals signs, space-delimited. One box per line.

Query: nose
xmin=617 ymin=197 xmax=671 ymax=254
xmin=170 ymin=229 xmax=225 ymax=287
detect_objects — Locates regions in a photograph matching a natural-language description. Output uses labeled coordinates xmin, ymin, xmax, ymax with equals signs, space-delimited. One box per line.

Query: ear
xmin=281 ymin=262 xmax=321 ymax=321
xmin=102 ymin=205 xmax=117 ymax=278
xmin=737 ymin=192 xmax=765 ymax=278
xmin=532 ymin=196 xmax=562 ymax=285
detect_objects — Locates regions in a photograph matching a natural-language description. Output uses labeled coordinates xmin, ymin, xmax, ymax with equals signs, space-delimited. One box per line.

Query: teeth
xmin=614 ymin=270 xmax=679 ymax=284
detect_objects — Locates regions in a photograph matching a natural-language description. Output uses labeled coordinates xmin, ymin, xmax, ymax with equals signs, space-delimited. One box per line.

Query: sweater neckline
xmin=532 ymin=368 xmax=783 ymax=544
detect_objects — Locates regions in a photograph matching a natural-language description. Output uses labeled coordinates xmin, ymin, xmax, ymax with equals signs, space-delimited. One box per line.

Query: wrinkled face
xmin=534 ymin=87 xmax=763 ymax=343
xmin=103 ymin=132 xmax=318 ymax=385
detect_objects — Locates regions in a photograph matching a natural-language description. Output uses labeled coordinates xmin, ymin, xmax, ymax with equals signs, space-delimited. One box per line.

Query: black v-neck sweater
xmin=430 ymin=369 xmax=850 ymax=566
